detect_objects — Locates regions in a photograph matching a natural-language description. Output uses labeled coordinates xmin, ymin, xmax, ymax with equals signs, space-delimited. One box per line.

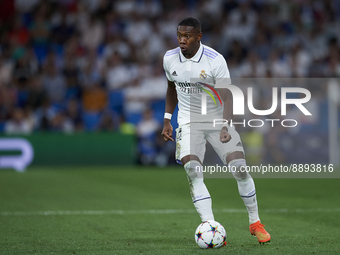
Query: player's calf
xmin=184 ymin=160 xmax=214 ymax=221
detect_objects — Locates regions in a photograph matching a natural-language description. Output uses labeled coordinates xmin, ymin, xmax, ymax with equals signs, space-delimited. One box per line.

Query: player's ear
xmin=197 ymin=32 xmax=202 ymax=42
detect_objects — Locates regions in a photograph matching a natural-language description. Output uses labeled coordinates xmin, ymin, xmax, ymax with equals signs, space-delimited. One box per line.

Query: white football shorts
xmin=175 ymin=122 xmax=245 ymax=165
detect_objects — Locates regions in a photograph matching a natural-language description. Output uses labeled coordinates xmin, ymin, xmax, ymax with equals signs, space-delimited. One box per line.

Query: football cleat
xmin=249 ymin=221 xmax=271 ymax=244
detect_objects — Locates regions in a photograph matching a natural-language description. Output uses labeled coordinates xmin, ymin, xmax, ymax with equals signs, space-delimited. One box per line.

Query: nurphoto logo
xmin=199 ymin=79 xmax=312 ymax=128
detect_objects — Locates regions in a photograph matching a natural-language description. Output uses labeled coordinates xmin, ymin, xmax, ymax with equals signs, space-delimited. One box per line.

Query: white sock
xmin=184 ymin=160 xmax=214 ymax=221
xmin=229 ymin=159 xmax=260 ymax=224
xmin=193 ymin=198 xmax=214 ymax=222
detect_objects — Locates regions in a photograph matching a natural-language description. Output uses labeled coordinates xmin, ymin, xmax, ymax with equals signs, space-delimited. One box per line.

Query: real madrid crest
xmin=199 ymin=70 xmax=207 ymax=80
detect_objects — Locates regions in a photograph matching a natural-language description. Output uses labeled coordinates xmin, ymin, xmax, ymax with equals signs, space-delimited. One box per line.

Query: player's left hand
xmin=220 ymin=127 xmax=231 ymax=143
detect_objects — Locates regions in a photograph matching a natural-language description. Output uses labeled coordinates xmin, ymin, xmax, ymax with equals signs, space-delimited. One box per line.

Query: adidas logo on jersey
xmin=236 ymin=142 xmax=242 ymax=146
xmin=172 ymin=71 xmax=178 ymax=76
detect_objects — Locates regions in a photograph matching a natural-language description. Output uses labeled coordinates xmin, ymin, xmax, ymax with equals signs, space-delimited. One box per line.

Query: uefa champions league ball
xmin=195 ymin=220 xmax=227 ymax=249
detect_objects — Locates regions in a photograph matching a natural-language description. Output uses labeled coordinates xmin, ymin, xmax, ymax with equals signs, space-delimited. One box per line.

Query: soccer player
xmin=161 ymin=17 xmax=271 ymax=244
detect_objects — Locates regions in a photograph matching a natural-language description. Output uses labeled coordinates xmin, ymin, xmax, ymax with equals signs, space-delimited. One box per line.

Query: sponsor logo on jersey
xmin=175 ymin=80 xmax=222 ymax=106
xmin=172 ymin=71 xmax=178 ymax=76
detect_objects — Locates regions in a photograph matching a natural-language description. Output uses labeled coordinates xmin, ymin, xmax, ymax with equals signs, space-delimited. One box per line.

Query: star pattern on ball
xmin=196 ymin=231 xmax=203 ymax=241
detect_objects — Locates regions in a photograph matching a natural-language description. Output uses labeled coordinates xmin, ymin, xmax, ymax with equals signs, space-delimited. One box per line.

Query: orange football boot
xmin=249 ymin=221 xmax=271 ymax=244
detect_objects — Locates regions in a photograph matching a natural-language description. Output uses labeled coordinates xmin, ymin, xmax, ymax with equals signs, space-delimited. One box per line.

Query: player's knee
xmin=228 ymin=158 xmax=251 ymax=181
xmin=233 ymin=169 xmax=251 ymax=181
xmin=184 ymin=160 xmax=204 ymax=184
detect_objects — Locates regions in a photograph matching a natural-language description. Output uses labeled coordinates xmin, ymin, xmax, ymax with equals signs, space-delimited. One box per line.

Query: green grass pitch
xmin=0 ymin=166 xmax=340 ymax=254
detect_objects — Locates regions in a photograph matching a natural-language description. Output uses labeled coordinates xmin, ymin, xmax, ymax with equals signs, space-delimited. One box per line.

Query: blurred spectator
xmin=239 ymin=51 xmax=266 ymax=78
xmin=80 ymin=15 xmax=104 ymax=50
xmin=222 ymin=5 xmax=256 ymax=46
xmin=140 ymin=63 xmax=167 ymax=101
xmin=98 ymin=109 xmax=120 ymax=131
xmin=42 ymin=50 xmax=64 ymax=73
xmin=123 ymin=77 xmax=150 ymax=124
xmin=12 ymin=52 xmax=38 ymax=84
xmin=7 ymin=15 xmax=30 ymax=46
xmin=267 ymin=49 xmax=291 ymax=77
xmin=114 ymin=0 xmax=137 ymax=17
xmin=42 ymin=63 xmax=66 ymax=106
xmin=288 ymin=43 xmax=312 ymax=78
xmin=34 ymin=98 xmax=58 ymax=131
xmin=119 ymin=115 xmax=136 ymax=135
xmin=227 ymin=40 xmax=248 ymax=65
xmin=0 ymin=85 xmax=16 ymax=122
xmin=62 ymin=55 xmax=80 ymax=100
xmin=253 ymin=31 xmax=271 ymax=61
xmin=26 ymin=76 xmax=46 ymax=110
xmin=125 ymin=14 xmax=152 ymax=46
xmin=263 ymin=131 xmax=286 ymax=164
xmin=14 ymin=0 xmax=40 ymax=13
xmin=0 ymin=55 xmax=14 ymax=86
xmin=306 ymin=26 xmax=328 ymax=62
xmin=81 ymin=81 xmax=107 ymax=113
xmin=325 ymin=53 xmax=340 ymax=77
xmin=104 ymin=12 xmax=124 ymax=41
xmin=137 ymin=108 xmax=161 ymax=165
xmin=51 ymin=11 xmax=75 ymax=46
xmin=242 ymin=130 xmax=264 ymax=166
xmin=50 ymin=111 xmax=74 ymax=133
xmin=95 ymin=0 xmax=113 ymax=19
xmin=78 ymin=59 xmax=102 ymax=89
xmin=105 ymin=52 xmax=131 ymax=91
xmin=4 ymin=107 xmax=32 ymax=135
xmin=29 ymin=7 xmax=51 ymax=48
xmin=24 ymin=106 xmax=36 ymax=131
xmin=65 ymin=98 xmax=83 ymax=131
xmin=137 ymin=0 xmax=163 ymax=18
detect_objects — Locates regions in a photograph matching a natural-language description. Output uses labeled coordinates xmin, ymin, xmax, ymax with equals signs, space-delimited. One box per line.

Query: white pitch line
xmin=1 ymin=208 xmax=340 ymax=216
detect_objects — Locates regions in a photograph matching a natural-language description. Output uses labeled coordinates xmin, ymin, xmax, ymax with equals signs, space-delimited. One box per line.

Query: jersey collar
xmin=179 ymin=42 xmax=204 ymax=63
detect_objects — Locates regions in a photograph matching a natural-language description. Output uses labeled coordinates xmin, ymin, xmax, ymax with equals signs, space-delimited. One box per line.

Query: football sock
xmin=184 ymin=160 xmax=214 ymax=222
xmin=228 ymin=159 xmax=260 ymax=224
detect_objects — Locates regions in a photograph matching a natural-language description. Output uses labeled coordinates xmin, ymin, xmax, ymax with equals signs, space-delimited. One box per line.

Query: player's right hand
xmin=161 ymin=120 xmax=174 ymax=142
xmin=220 ymin=127 xmax=231 ymax=143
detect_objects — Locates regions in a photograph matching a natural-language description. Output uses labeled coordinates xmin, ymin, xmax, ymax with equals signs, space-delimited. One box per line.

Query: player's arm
xmin=218 ymin=87 xmax=232 ymax=143
xmin=214 ymin=54 xmax=232 ymax=143
xmin=161 ymin=80 xmax=178 ymax=142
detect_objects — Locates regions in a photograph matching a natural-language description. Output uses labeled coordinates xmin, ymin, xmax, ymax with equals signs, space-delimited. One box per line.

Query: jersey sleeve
xmin=213 ymin=55 xmax=231 ymax=86
xmin=163 ymin=55 xmax=174 ymax=82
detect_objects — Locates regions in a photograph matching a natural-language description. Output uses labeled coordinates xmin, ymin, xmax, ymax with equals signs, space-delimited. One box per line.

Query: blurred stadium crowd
xmin=0 ymin=0 xmax=339 ymax=165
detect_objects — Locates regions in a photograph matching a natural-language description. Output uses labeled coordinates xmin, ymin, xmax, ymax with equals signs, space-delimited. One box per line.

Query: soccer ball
xmin=194 ymin=220 xmax=227 ymax=249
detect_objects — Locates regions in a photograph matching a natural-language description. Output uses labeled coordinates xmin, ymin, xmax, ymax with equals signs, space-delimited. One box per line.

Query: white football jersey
xmin=163 ymin=42 xmax=230 ymax=125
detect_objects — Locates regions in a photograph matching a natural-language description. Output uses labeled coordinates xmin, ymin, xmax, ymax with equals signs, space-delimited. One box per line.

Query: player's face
xmin=177 ymin=26 xmax=202 ymax=59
